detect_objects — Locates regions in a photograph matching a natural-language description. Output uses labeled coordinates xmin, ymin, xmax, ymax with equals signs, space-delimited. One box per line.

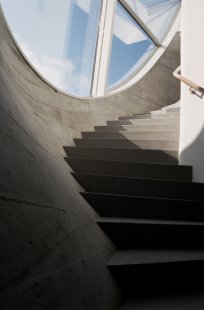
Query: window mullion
xmin=91 ymin=0 xmax=117 ymax=97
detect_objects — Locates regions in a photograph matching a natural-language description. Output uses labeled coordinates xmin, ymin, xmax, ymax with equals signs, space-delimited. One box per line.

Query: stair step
xmin=81 ymin=193 xmax=204 ymax=221
xmin=67 ymin=158 xmax=191 ymax=181
xmin=109 ymin=250 xmax=204 ymax=293
xmin=94 ymin=124 xmax=179 ymax=132
xmin=72 ymin=173 xmax=204 ymax=200
xmin=107 ymin=118 xmax=180 ymax=126
xmin=119 ymin=293 xmax=204 ymax=310
xmin=166 ymin=107 xmax=180 ymax=113
xmin=73 ymin=138 xmax=179 ymax=150
xmin=152 ymin=113 xmax=180 ymax=119
xmin=109 ymin=249 xmax=204 ymax=266
xmin=97 ymin=218 xmax=204 ymax=248
xmin=119 ymin=113 xmax=151 ymax=120
xmin=109 ymin=250 xmax=204 ymax=292
xmin=64 ymin=147 xmax=178 ymax=164
xmin=119 ymin=112 xmax=179 ymax=121
xmin=110 ymin=260 xmax=204 ymax=295
xmin=81 ymin=131 xmax=179 ymax=140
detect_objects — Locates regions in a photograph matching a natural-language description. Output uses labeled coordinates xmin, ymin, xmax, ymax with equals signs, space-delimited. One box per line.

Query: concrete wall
xmin=179 ymin=0 xmax=204 ymax=182
xmin=0 ymin=6 xmax=180 ymax=310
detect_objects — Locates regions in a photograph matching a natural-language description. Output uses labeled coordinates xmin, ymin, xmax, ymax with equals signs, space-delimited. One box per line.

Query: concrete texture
xmin=0 ymin=4 xmax=180 ymax=310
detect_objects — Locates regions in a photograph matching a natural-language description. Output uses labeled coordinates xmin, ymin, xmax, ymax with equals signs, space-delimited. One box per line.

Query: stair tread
xmin=67 ymin=157 xmax=191 ymax=181
xmin=82 ymin=191 xmax=204 ymax=204
xmin=73 ymin=172 xmax=204 ymax=200
xmin=97 ymin=217 xmax=204 ymax=226
xmin=108 ymin=249 xmax=204 ymax=266
xmin=81 ymin=192 xmax=204 ymax=221
xmin=74 ymin=139 xmax=179 ymax=151
xmin=82 ymin=130 xmax=179 ymax=133
xmin=75 ymin=138 xmax=179 ymax=141
xmin=81 ymin=131 xmax=179 ymax=140
xmin=119 ymin=292 xmax=204 ymax=310
xmin=67 ymin=157 xmax=189 ymax=168
xmin=94 ymin=125 xmax=179 ymax=132
xmin=65 ymin=146 xmax=178 ymax=154
xmin=73 ymin=171 xmax=196 ymax=184
xmin=64 ymin=147 xmax=178 ymax=164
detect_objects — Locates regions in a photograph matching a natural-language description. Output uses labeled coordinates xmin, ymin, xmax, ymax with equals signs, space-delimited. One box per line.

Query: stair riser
xmin=94 ymin=125 xmax=180 ymax=132
xmin=119 ymin=113 xmax=179 ymax=121
xmin=107 ymin=119 xmax=179 ymax=126
xmin=74 ymin=139 xmax=179 ymax=151
xmin=81 ymin=131 xmax=179 ymax=140
xmin=119 ymin=114 xmax=151 ymax=120
xmin=64 ymin=147 xmax=178 ymax=164
xmin=82 ymin=194 xmax=204 ymax=221
xmin=152 ymin=113 xmax=180 ymax=119
xmin=67 ymin=158 xmax=192 ymax=181
xmin=98 ymin=222 xmax=204 ymax=249
xmin=73 ymin=174 xmax=204 ymax=200
xmin=166 ymin=107 xmax=180 ymax=113
xmin=109 ymin=261 xmax=204 ymax=295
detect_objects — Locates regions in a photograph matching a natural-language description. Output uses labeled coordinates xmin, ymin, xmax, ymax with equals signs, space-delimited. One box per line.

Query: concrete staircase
xmin=64 ymin=103 xmax=204 ymax=309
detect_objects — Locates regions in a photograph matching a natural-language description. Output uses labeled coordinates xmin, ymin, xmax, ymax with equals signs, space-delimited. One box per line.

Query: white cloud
xmin=14 ymin=34 xmax=91 ymax=96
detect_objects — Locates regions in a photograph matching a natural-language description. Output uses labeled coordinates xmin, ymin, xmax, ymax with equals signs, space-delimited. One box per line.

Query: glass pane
xmin=108 ymin=2 xmax=155 ymax=89
xmin=1 ymin=0 xmax=101 ymax=96
xmin=125 ymin=0 xmax=180 ymax=41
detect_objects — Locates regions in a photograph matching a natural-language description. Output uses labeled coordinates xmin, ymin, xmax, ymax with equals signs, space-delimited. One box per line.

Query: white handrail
xmin=173 ymin=66 xmax=204 ymax=98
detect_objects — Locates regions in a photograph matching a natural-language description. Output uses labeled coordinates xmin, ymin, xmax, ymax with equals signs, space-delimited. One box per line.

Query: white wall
xmin=179 ymin=0 xmax=204 ymax=182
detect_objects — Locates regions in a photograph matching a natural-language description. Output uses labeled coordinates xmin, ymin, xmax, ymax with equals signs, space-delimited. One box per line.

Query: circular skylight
xmin=0 ymin=0 xmax=181 ymax=98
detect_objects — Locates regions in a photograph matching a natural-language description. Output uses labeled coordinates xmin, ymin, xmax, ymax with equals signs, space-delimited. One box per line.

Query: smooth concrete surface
xmin=179 ymin=0 xmax=204 ymax=182
xmin=0 ymin=4 xmax=180 ymax=310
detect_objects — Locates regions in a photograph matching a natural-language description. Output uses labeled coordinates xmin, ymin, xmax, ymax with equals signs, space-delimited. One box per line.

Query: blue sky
xmin=0 ymin=0 xmax=101 ymax=96
xmin=0 ymin=0 xmax=179 ymax=95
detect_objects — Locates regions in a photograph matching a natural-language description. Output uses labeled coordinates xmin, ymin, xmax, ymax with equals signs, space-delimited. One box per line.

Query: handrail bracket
xmin=173 ymin=66 xmax=204 ymax=99
xmin=189 ymin=87 xmax=203 ymax=99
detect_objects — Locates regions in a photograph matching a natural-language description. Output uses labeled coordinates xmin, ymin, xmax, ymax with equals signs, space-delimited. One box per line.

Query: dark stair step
xmin=97 ymin=218 xmax=204 ymax=249
xmin=73 ymin=138 xmax=179 ymax=150
xmin=64 ymin=147 xmax=178 ymax=164
xmin=66 ymin=158 xmax=192 ymax=181
xmin=119 ymin=292 xmax=204 ymax=310
xmin=108 ymin=249 xmax=204 ymax=293
xmin=81 ymin=193 xmax=204 ymax=221
xmin=72 ymin=173 xmax=204 ymax=201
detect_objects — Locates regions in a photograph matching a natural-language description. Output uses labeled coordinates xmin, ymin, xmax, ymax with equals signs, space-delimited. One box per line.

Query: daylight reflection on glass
xmin=0 ymin=0 xmax=180 ymax=97
xmin=108 ymin=2 xmax=155 ymax=88
xmin=124 ymin=0 xmax=180 ymax=41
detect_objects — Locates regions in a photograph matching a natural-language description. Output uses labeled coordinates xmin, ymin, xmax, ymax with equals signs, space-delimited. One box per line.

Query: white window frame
xmin=91 ymin=0 xmax=117 ymax=97
xmin=91 ymin=0 xmax=181 ymax=97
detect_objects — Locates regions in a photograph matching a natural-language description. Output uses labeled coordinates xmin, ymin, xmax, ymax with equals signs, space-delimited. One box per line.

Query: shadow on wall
xmin=0 ymin=94 xmax=120 ymax=309
xmin=180 ymin=124 xmax=204 ymax=183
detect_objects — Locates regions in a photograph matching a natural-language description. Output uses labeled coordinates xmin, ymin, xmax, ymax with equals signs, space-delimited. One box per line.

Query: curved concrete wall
xmin=0 ymin=6 xmax=180 ymax=310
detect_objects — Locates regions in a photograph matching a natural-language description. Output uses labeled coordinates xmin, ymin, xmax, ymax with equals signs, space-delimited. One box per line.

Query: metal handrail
xmin=173 ymin=66 xmax=204 ymax=98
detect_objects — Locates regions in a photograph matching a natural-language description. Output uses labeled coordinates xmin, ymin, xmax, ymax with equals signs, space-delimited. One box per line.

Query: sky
xmin=0 ymin=0 xmax=180 ymax=96
xmin=0 ymin=0 xmax=101 ymax=96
